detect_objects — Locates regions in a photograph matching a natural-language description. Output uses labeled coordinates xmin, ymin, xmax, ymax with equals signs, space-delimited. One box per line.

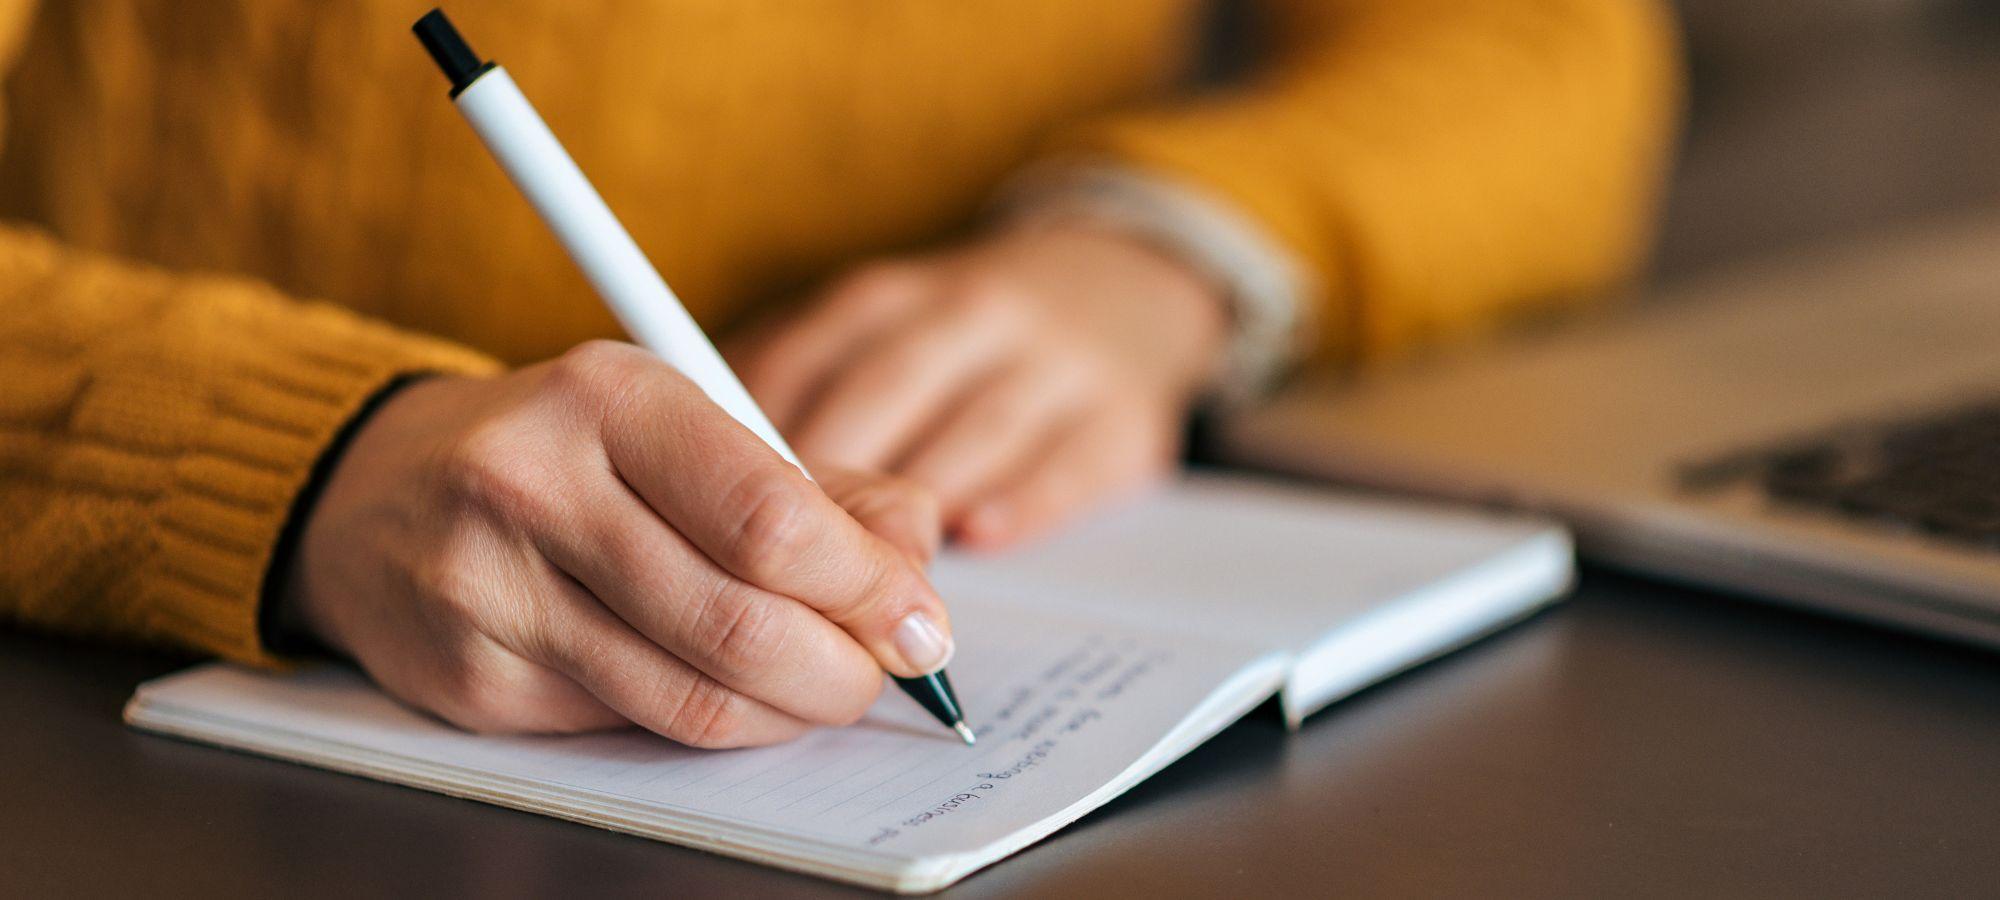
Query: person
xmin=0 ymin=1 xmax=1680 ymax=747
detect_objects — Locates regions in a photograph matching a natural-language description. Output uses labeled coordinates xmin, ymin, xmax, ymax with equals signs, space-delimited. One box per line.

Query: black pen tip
xmin=894 ymin=671 xmax=971 ymax=743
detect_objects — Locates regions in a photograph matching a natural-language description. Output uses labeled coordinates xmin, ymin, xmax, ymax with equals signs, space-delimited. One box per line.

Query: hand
xmin=280 ymin=341 xmax=952 ymax=748
xmin=731 ymin=224 xmax=1230 ymax=549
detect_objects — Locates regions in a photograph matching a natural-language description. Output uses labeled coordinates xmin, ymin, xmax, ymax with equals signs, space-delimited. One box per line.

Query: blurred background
xmin=1659 ymin=0 xmax=2000 ymax=278
xmin=1204 ymin=0 xmax=2000 ymax=284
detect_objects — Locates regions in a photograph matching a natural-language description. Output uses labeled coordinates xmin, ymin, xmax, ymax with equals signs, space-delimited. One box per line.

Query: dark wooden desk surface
xmin=5 ymin=569 xmax=1998 ymax=899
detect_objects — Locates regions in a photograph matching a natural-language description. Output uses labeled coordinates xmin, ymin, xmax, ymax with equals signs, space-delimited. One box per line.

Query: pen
xmin=411 ymin=8 xmax=972 ymax=746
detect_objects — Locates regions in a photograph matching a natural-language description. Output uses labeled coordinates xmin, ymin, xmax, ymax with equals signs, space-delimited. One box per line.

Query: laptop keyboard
xmin=1681 ymin=398 xmax=2000 ymax=549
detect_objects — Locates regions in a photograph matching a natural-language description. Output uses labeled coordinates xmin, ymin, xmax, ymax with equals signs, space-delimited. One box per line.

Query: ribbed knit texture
xmin=0 ymin=1 xmax=1678 ymax=663
xmin=0 ymin=225 xmax=498 ymax=665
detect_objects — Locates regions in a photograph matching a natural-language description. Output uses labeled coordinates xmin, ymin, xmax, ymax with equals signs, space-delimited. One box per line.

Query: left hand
xmin=729 ymin=224 xmax=1230 ymax=549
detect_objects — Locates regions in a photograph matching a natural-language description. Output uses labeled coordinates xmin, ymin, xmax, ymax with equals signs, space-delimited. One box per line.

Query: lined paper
xmin=130 ymin=597 xmax=1278 ymax=862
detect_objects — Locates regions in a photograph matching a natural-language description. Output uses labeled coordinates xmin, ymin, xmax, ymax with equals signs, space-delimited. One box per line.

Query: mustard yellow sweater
xmin=0 ymin=0 xmax=1680 ymax=665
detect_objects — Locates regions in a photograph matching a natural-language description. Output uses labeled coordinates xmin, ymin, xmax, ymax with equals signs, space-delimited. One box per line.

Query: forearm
xmin=1041 ymin=0 xmax=1684 ymax=364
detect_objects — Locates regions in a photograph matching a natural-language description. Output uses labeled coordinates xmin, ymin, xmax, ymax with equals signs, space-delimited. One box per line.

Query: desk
xmin=4 ymin=569 xmax=1997 ymax=898
xmin=12 ymin=6 xmax=2000 ymax=898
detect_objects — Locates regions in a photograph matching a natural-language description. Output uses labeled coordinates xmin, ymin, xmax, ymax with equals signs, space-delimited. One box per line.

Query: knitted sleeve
xmin=0 ymin=225 xmax=499 ymax=665
xmin=1045 ymin=0 xmax=1683 ymax=364
xmin=0 ymin=0 xmax=497 ymax=665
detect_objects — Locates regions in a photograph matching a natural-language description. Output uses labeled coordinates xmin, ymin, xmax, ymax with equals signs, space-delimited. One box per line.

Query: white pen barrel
xmin=452 ymin=67 xmax=805 ymax=471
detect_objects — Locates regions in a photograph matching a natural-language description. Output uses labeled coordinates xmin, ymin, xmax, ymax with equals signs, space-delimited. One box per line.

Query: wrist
xmin=1046 ymin=222 xmax=1233 ymax=395
xmin=995 ymin=220 xmax=1232 ymax=402
xmin=996 ymin=164 xmax=1317 ymax=405
xmin=260 ymin=373 xmax=438 ymax=657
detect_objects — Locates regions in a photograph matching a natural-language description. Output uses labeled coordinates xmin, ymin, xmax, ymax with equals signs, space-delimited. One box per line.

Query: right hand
xmin=279 ymin=341 xmax=954 ymax=748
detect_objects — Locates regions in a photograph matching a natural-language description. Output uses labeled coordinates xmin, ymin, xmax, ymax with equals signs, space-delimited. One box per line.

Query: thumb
xmin=814 ymin=466 xmax=943 ymax=567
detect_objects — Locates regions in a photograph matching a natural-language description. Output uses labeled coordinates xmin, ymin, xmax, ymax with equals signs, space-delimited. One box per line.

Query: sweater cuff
xmin=146 ymin=304 xmax=498 ymax=667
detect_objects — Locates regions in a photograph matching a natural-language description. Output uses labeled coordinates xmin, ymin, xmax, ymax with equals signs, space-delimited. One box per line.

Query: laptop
xmin=1216 ymin=215 xmax=2000 ymax=647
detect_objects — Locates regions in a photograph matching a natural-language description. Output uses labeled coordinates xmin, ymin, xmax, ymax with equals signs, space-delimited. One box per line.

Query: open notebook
xmin=126 ymin=473 xmax=1572 ymax=893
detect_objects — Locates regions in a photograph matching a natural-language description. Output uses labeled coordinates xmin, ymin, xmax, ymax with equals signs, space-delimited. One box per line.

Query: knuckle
xmin=721 ymin=469 xmax=820 ymax=581
xmin=660 ymin=678 xmax=747 ymax=748
xmin=557 ymin=338 xmax=646 ymax=374
xmin=690 ymin=583 xmax=788 ymax=681
xmin=410 ymin=547 xmax=488 ymax=622
xmin=549 ymin=340 xmax=654 ymax=410
xmin=830 ymin=552 xmax=908 ymax=625
xmin=438 ymin=423 xmax=548 ymax=522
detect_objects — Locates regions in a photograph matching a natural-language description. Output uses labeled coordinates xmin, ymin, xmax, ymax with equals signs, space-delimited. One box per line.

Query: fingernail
xmin=893 ymin=612 xmax=954 ymax=674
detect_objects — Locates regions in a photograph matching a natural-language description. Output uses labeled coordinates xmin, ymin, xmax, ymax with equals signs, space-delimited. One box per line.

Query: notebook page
xmin=928 ymin=472 xmax=1564 ymax=656
xmin=127 ymin=597 xmax=1281 ymax=886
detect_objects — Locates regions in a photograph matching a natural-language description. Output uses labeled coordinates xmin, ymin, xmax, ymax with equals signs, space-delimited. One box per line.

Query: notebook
xmin=125 ymin=473 xmax=1572 ymax=893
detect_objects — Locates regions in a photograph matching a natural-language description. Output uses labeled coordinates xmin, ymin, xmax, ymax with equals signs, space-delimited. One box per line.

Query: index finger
xmin=598 ymin=351 xmax=956 ymax=679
